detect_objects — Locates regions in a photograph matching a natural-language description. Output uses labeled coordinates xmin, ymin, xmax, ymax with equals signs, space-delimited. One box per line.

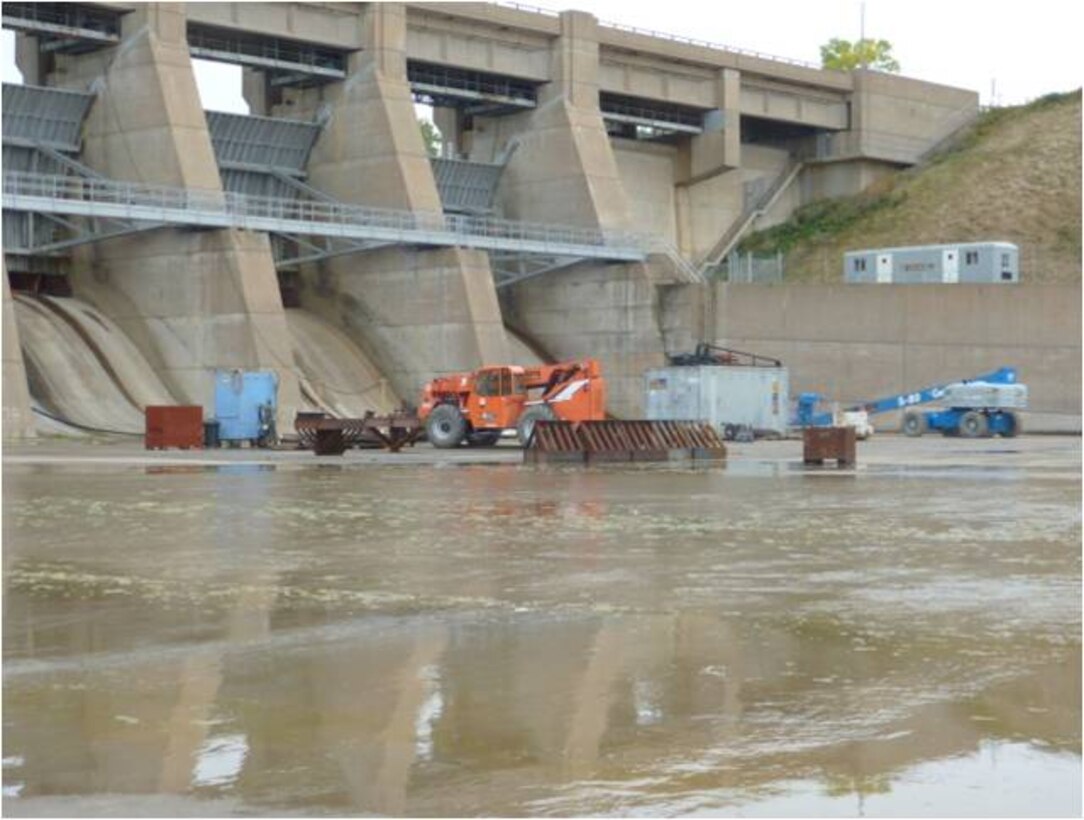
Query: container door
xmin=942 ymin=249 xmax=959 ymax=283
xmin=644 ymin=373 xmax=668 ymax=420
xmin=876 ymin=254 xmax=892 ymax=283
xmin=240 ymin=372 xmax=278 ymax=439
xmin=466 ymin=368 xmax=501 ymax=429
xmin=1000 ymin=250 xmax=1015 ymax=281
xmin=214 ymin=371 xmax=242 ymax=439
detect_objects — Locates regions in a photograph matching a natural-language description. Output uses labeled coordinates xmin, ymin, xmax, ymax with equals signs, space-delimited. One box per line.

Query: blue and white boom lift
xmin=794 ymin=367 xmax=1027 ymax=438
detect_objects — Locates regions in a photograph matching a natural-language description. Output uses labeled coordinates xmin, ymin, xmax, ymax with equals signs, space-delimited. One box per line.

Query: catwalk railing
xmin=1 ymin=171 xmax=653 ymax=262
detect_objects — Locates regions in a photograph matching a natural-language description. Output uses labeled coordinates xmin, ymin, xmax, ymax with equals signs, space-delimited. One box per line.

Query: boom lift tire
xmin=901 ymin=411 xmax=927 ymax=438
xmin=517 ymin=404 xmax=557 ymax=446
xmin=958 ymin=410 xmax=989 ymax=439
xmin=1003 ymin=411 xmax=1022 ymax=438
xmin=426 ymin=404 xmax=467 ymax=448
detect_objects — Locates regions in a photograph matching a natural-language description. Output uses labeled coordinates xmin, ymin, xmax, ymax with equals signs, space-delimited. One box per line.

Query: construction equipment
xmin=794 ymin=367 xmax=1026 ymax=438
xmin=418 ymin=359 xmax=606 ymax=448
xmin=294 ymin=412 xmax=423 ymax=455
xmin=648 ymin=344 xmax=788 ymax=440
xmin=212 ymin=370 xmax=277 ymax=447
xmin=793 ymin=394 xmax=875 ymax=439
xmin=899 ymin=378 xmax=1026 ymax=438
xmin=524 ymin=420 xmax=726 ymax=464
xmin=666 ymin=343 xmax=782 ymax=369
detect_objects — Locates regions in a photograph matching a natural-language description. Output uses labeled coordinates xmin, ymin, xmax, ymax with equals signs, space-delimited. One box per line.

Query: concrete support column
xmin=490 ymin=11 xmax=668 ymax=416
xmin=431 ymin=108 xmax=459 ymax=158
xmin=2 ymin=267 xmax=36 ymax=439
xmin=281 ymin=2 xmax=508 ymax=401
xmin=45 ymin=4 xmax=301 ymax=427
xmin=241 ymin=68 xmax=268 ymax=116
xmin=684 ymin=68 xmax=741 ymax=184
xmin=501 ymin=11 xmax=629 ymax=230
xmin=13 ymin=35 xmax=43 ymax=85
xmin=674 ymin=69 xmax=742 ymax=258
xmin=849 ymin=69 xmax=874 ymax=157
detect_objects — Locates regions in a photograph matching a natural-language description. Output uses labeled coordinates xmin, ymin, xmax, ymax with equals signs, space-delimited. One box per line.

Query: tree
xmin=418 ymin=119 xmax=442 ymax=157
xmin=820 ymin=38 xmax=900 ymax=72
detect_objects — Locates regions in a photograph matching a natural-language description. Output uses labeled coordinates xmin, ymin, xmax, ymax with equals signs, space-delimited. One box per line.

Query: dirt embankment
xmin=741 ymin=90 xmax=1082 ymax=282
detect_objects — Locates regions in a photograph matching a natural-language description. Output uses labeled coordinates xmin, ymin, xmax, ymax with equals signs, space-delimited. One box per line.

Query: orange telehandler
xmin=418 ymin=359 xmax=606 ymax=448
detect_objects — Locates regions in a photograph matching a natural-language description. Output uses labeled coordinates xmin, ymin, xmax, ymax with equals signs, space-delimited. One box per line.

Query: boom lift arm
xmin=847 ymin=367 xmax=1018 ymax=415
xmin=793 ymin=367 xmax=1024 ymax=439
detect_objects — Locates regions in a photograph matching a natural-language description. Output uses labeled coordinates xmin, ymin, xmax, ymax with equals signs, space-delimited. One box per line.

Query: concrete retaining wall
xmin=697 ymin=283 xmax=1081 ymax=431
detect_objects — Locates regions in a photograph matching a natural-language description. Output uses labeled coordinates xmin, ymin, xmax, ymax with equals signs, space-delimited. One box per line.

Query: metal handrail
xmin=1 ymin=1 xmax=121 ymax=38
xmin=186 ymin=26 xmax=347 ymax=74
xmin=2 ymin=171 xmax=651 ymax=252
xmin=490 ymin=2 xmax=820 ymax=69
xmin=596 ymin=19 xmax=820 ymax=69
xmin=407 ymin=61 xmax=538 ymax=104
xmin=492 ymin=1 xmax=560 ymax=17
xmin=599 ymin=95 xmax=705 ymax=130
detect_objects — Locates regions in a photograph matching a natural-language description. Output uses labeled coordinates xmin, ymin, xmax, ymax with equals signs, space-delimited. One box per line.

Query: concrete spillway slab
xmin=285 ymin=309 xmax=399 ymax=418
xmin=40 ymin=296 xmax=178 ymax=412
xmin=13 ymin=295 xmax=154 ymax=434
xmin=3 ymin=267 xmax=34 ymax=439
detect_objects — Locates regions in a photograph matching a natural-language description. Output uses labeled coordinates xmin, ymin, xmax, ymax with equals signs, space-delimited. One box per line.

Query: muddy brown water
xmin=3 ymin=452 xmax=1080 ymax=816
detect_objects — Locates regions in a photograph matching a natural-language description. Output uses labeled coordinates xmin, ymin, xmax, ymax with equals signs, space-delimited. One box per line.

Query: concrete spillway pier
xmin=45 ymin=4 xmax=302 ymax=428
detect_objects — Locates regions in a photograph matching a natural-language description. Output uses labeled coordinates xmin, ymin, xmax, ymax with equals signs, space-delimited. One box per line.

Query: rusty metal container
xmin=314 ymin=428 xmax=347 ymax=456
xmin=524 ymin=420 xmax=727 ymax=464
xmin=803 ymin=426 xmax=856 ymax=466
xmin=145 ymin=406 xmax=203 ymax=450
xmin=294 ymin=413 xmax=423 ymax=454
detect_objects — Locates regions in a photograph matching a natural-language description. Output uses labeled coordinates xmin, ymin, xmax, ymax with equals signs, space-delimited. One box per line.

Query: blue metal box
xmin=214 ymin=370 xmax=278 ymax=444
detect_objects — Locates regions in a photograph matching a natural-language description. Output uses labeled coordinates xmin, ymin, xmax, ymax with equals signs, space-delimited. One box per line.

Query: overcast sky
xmin=2 ymin=0 xmax=1081 ymax=112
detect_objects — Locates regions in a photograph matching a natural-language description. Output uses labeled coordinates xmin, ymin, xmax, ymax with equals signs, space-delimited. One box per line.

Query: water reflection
xmin=3 ymin=459 xmax=1079 ymax=815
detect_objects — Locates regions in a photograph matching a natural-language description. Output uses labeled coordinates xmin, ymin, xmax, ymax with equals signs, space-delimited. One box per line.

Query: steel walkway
xmin=2 ymin=171 xmax=650 ymax=262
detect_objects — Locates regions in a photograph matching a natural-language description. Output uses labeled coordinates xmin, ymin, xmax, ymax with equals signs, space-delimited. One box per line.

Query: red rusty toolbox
xmin=803 ymin=426 xmax=857 ymax=466
xmin=145 ymin=406 xmax=204 ymax=450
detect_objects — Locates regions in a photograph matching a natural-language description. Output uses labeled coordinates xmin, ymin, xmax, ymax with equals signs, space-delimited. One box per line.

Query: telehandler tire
xmin=516 ymin=404 xmax=558 ymax=446
xmin=426 ymin=404 xmax=467 ymax=448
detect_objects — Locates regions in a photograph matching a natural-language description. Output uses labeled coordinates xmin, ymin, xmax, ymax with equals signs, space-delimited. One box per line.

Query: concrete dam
xmin=2 ymin=2 xmax=1077 ymax=438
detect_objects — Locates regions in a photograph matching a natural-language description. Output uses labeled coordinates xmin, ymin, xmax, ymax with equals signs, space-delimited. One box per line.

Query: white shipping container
xmin=644 ymin=365 xmax=790 ymax=437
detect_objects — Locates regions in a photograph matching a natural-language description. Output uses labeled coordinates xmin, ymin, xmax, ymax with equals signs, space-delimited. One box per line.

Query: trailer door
xmin=942 ymin=248 xmax=959 ymax=283
xmin=876 ymin=253 xmax=892 ymax=283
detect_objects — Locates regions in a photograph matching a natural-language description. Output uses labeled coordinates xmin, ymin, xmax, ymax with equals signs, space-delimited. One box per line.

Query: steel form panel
xmin=3 ymin=171 xmax=646 ymax=263
xmin=3 ymin=85 xmax=96 ymax=263
xmin=430 ymin=157 xmax=505 ymax=214
xmin=206 ymin=111 xmax=322 ymax=176
xmin=2 ymin=84 xmax=95 ymax=152
xmin=524 ymin=419 xmax=727 ymax=463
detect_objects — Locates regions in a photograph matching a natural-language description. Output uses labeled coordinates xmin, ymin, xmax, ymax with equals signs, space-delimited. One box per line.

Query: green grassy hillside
xmin=739 ymin=90 xmax=1082 ymax=282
